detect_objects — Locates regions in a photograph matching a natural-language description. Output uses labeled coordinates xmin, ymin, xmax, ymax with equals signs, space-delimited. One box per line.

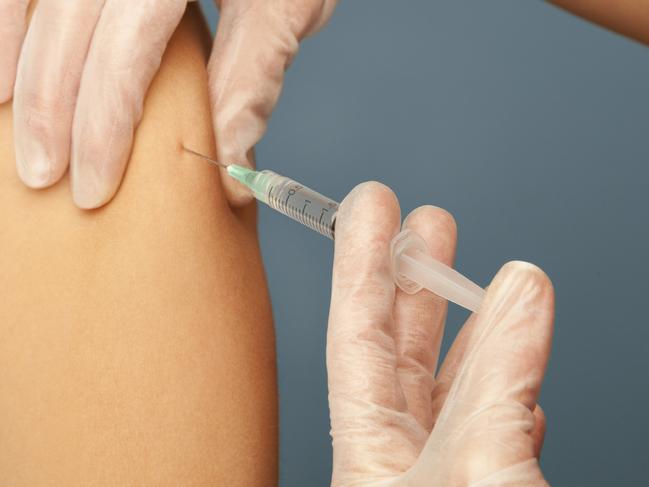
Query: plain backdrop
xmin=200 ymin=1 xmax=649 ymax=485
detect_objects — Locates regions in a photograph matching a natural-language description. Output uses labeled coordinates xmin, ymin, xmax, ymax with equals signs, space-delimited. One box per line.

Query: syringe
xmin=184 ymin=147 xmax=485 ymax=312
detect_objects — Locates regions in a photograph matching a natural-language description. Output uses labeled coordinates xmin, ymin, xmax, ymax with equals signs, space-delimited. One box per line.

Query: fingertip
xmin=481 ymin=261 xmax=555 ymax=357
xmin=70 ymin=135 xmax=125 ymax=210
xmin=222 ymin=171 xmax=255 ymax=207
xmin=339 ymin=181 xmax=400 ymax=223
xmin=403 ymin=205 xmax=456 ymax=232
xmin=490 ymin=260 xmax=555 ymax=310
xmin=14 ymin=134 xmax=66 ymax=189
xmin=220 ymin=148 xmax=256 ymax=207
xmin=71 ymin=143 xmax=124 ymax=210
xmin=71 ymin=177 xmax=115 ymax=210
xmin=500 ymin=260 xmax=552 ymax=285
xmin=402 ymin=205 xmax=457 ymax=264
xmin=15 ymin=152 xmax=52 ymax=189
xmin=16 ymin=164 xmax=55 ymax=189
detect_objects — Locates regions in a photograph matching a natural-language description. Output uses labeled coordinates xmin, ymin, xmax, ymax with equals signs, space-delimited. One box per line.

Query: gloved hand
xmin=1 ymin=0 xmax=336 ymax=208
xmin=208 ymin=0 xmax=337 ymax=205
xmin=0 ymin=0 xmax=189 ymax=208
xmin=328 ymin=182 xmax=554 ymax=486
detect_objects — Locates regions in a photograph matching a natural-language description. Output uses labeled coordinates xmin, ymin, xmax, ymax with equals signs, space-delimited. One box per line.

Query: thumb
xmin=408 ymin=262 xmax=554 ymax=486
xmin=208 ymin=0 xmax=337 ymax=206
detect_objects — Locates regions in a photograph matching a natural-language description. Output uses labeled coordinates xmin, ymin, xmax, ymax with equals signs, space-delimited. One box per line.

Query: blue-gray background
xmin=200 ymin=1 xmax=648 ymax=485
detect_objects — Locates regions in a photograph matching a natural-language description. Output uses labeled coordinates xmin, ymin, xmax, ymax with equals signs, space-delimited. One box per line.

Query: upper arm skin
xmin=550 ymin=0 xmax=649 ymax=45
xmin=0 ymin=6 xmax=277 ymax=486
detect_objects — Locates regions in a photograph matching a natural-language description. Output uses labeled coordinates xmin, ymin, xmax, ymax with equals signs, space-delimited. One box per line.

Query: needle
xmin=182 ymin=146 xmax=229 ymax=168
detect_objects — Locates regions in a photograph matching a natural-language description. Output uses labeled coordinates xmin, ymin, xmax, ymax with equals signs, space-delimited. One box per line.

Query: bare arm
xmin=0 ymin=5 xmax=277 ymax=486
xmin=550 ymin=0 xmax=649 ymax=45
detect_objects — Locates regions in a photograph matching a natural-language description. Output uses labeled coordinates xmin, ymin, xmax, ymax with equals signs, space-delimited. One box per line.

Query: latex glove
xmin=1 ymin=0 xmax=188 ymax=208
xmin=208 ymin=0 xmax=338 ymax=206
xmin=328 ymin=182 xmax=554 ymax=486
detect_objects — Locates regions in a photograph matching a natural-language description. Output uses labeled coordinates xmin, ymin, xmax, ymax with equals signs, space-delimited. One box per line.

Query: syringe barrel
xmin=257 ymin=170 xmax=339 ymax=240
xmin=227 ymin=165 xmax=485 ymax=313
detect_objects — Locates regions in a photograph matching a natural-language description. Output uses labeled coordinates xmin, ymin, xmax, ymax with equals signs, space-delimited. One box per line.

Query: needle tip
xmin=182 ymin=146 xmax=229 ymax=169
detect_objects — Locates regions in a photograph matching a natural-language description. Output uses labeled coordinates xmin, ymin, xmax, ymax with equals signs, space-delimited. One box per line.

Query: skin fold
xmin=0 ymin=5 xmax=277 ymax=486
